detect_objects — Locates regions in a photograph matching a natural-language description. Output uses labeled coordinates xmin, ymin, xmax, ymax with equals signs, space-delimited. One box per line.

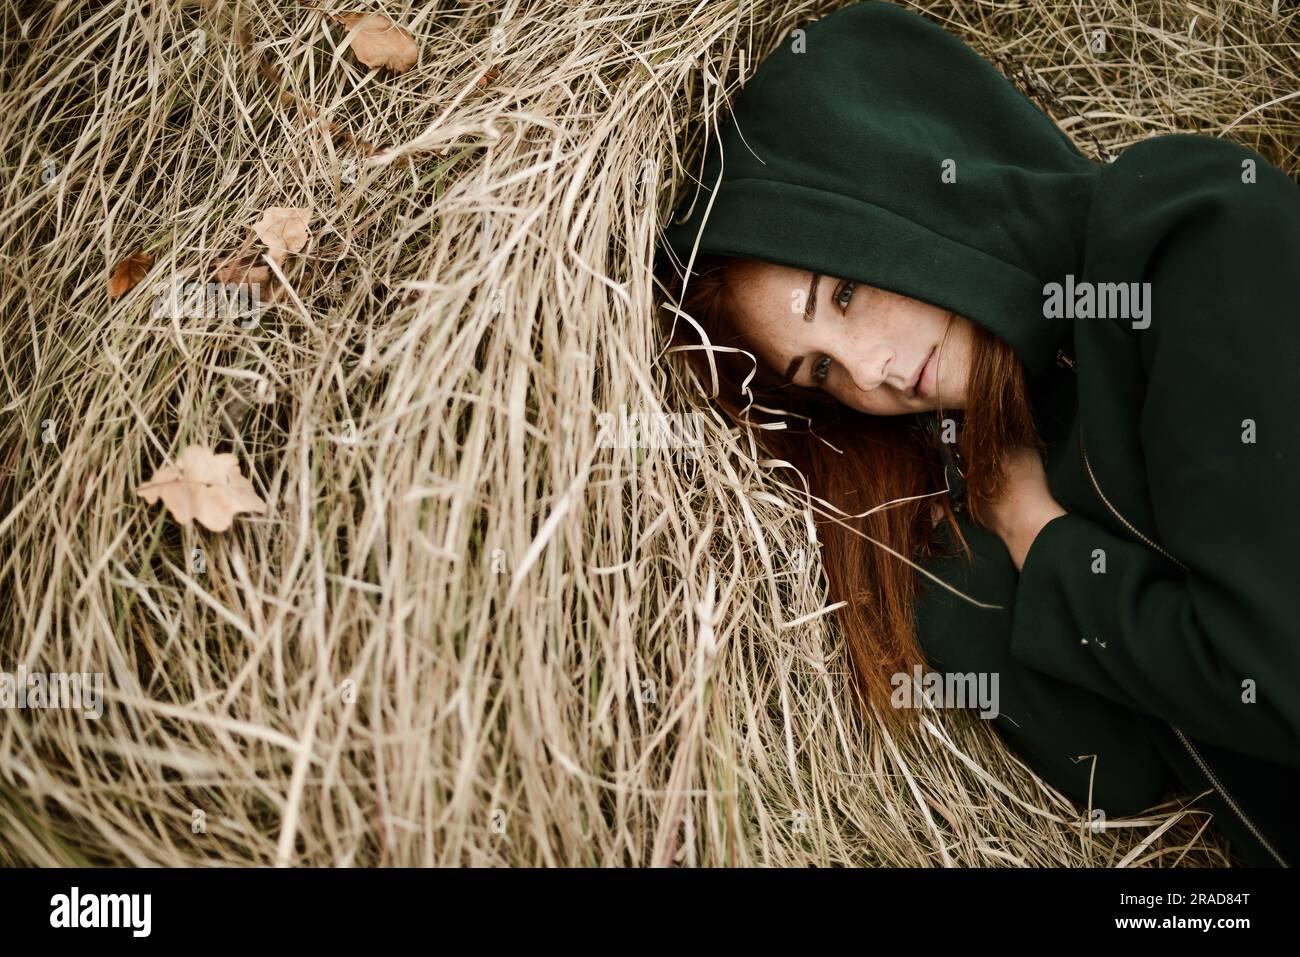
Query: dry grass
xmin=0 ymin=0 xmax=1295 ymax=867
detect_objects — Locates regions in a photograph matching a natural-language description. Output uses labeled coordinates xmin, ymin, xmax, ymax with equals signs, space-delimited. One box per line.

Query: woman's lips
xmin=913 ymin=346 xmax=937 ymax=399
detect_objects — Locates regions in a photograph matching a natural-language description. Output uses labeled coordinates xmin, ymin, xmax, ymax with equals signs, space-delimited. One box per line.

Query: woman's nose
xmin=847 ymin=348 xmax=894 ymax=393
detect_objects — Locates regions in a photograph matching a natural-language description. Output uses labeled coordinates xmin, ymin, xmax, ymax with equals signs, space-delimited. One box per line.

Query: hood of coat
xmin=661 ymin=0 xmax=1100 ymax=379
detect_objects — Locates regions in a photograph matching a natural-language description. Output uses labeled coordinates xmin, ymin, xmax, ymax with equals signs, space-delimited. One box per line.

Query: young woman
xmin=658 ymin=1 xmax=1300 ymax=866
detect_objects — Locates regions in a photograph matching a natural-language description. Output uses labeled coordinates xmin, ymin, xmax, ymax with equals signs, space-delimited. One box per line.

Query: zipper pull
xmin=1056 ymin=347 xmax=1076 ymax=371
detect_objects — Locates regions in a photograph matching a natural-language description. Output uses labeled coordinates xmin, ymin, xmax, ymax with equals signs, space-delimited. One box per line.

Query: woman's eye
xmin=813 ymin=355 xmax=832 ymax=384
xmin=835 ymin=280 xmax=856 ymax=310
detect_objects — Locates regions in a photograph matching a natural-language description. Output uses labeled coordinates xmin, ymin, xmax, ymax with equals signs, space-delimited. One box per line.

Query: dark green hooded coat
xmin=661 ymin=0 xmax=1300 ymax=866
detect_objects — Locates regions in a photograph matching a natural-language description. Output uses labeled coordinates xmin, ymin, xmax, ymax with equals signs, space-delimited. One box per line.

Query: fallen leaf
xmin=135 ymin=444 xmax=268 ymax=532
xmin=215 ymin=257 xmax=271 ymax=285
xmin=108 ymin=251 xmax=154 ymax=297
xmin=252 ymin=206 xmax=311 ymax=266
xmin=339 ymin=13 xmax=418 ymax=72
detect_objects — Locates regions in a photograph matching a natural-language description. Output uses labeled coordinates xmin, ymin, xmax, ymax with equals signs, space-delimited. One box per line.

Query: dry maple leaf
xmin=339 ymin=12 xmax=418 ymax=72
xmin=135 ymin=444 xmax=268 ymax=532
xmin=108 ymin=251 xmax=154 ymax=297
xmin=252 ymin=206 xmax=311 ymax=266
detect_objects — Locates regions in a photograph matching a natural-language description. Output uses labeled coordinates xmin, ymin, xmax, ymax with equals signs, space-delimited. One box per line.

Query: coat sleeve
xmin=915 ymin=517 xmax=1177 ymax=817
xmin=1008 ymin=143 xmax=1300 ymax=768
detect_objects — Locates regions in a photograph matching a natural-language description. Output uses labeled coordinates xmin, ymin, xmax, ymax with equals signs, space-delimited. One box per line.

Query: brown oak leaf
xmin=252 ymin=206 xmax=311 ymax=267
xmin=339 ymin=13 xmax=418 ymax=72
xmin=135 ymin=444 xmax=268 ymax=532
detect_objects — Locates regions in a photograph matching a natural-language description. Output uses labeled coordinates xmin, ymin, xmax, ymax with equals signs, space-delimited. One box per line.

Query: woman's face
xmin=728 ymin=261 xmax=975 ymax=415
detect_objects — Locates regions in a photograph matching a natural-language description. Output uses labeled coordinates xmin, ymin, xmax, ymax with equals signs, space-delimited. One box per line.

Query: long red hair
xmin=660 ymin=253 xmax=1041 ymax=735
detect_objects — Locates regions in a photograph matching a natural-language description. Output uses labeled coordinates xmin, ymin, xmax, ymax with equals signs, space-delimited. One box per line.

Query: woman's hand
xmin=984 ymin=446 xmax=1067 ymax=571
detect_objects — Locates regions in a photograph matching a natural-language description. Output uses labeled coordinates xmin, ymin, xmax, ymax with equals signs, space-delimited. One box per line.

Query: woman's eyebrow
xmin=782 ymin=272 xmax=821 ymax=384
xmin=803 ymin=272 xmax=820 ymax=321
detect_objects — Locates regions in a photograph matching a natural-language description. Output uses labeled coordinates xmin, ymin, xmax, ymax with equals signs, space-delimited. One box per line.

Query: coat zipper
xmin=1057 ymin=347 xmax=1288 ymax=867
